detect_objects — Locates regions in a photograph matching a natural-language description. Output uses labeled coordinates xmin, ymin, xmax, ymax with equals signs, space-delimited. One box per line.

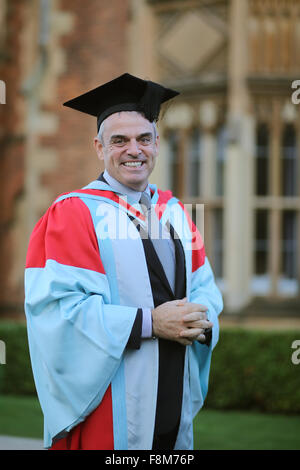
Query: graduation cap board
xmin=63 ymin=73 xmax=179 ymax=131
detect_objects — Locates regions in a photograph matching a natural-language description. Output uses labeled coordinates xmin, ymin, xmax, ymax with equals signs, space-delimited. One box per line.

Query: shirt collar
xmin=103 ymin=169 xmax=151 ymax=204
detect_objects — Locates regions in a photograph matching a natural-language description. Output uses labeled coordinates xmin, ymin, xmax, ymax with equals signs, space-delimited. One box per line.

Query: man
xmin=24 ymin=73 xmax=223 ymax=450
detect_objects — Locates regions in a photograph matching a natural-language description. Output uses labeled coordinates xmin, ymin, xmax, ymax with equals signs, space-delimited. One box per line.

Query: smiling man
xmin=95 ymin=111 xmax=158 ymax=192
xmin=24 ymin=73 xmax=223 ymax=451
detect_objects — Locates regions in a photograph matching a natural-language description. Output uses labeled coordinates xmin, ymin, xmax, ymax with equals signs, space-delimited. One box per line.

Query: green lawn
xmin=0 ymin=395 xmax=43 ymax=439
xmin=194 ymin=408 xmax=300 ymax=450
xmin=0 ymin=395 xmax=299 ymax=449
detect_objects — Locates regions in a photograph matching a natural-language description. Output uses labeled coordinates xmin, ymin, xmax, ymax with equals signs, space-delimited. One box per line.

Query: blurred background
xmin=0 ymin=0 xmax=299 ymax=450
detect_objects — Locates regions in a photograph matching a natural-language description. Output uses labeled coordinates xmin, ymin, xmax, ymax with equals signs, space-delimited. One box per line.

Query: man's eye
xmin=140 ymin=136 xmax=152 ymax=144
xmin=111 ymin=138 xmax=125 ymax=146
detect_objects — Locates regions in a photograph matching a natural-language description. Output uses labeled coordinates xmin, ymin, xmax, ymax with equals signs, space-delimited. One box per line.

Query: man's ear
xmin=94 ymin=137 xmax=104 ymax=162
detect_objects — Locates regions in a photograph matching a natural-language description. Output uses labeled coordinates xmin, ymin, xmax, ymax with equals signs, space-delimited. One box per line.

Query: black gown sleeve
xmin=201 ymin=327 xmax=212 ymax=347
xmin=126 ymin=308 xmax=143 ymax=349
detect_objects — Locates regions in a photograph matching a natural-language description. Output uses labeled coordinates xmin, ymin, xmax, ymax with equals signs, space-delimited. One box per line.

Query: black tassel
xmin=138 ymin=80 xmax=166 ymax=122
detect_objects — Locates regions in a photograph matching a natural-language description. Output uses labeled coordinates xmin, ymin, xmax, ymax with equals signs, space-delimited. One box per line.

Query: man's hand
xmin=180 ymin=308 xmax=212 ymax=344
xmin=151 ymin=298 xmax=213 ymax=346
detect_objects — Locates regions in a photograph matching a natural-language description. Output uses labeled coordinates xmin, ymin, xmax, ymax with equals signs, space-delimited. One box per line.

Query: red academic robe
xmin=50 ymin=386 xmax=114 ymax=450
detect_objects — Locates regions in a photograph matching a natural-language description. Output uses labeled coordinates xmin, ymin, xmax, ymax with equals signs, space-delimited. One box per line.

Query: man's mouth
xmin=122 ymin=161 xmax=144 ymax=167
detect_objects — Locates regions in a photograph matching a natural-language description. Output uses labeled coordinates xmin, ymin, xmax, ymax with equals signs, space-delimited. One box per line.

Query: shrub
xmin=0 ymin=322 xmax=36 ymax=395
xmin=0 ymin=321 xmax=300 ymax=414
xmin=206 ymin=328 xmax=300 ymax=414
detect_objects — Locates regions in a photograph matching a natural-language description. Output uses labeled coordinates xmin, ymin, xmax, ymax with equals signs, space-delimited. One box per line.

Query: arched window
xmin=282 ymin=211 xmax=298 ymax=279
xmin=252 ymin=118 xmax=299 ymax=298
xmin=167 ymin=129 xmax=180 ymax=195
xmin=252 ymin=209 xmax=270 ymax=295
xmin=216 ymin=125 xmax=226 ymax=196
xmin=281 ymin=124 xmax=297 ymax=196
xmin=255 ymin=209 xmax=269 ymax=274
xmin=213 ymin=208 xmax=223 ymax=280
xmin=187 ymin=127 xmax=201 ymax=197
xmin=255 ymin=123 xmax=269 ymax=196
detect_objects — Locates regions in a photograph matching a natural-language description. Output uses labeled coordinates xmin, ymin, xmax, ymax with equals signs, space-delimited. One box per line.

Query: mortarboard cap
xmin=63 ymin=73 xmax=179 ymax=131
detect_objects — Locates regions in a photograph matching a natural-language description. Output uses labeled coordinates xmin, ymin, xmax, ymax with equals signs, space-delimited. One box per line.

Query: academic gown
xmin=24 ymin=179 xmax=223 ymax=450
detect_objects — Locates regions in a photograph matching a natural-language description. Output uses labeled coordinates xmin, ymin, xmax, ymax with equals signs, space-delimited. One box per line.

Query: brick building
xmin=0 ymin=0 xmax=129 ymax=317
xmin=0 ymin=0 xmax=300 ymax=322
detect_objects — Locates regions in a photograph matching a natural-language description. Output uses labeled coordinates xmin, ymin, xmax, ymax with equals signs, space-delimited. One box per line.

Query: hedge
xmin=205 ymin=328 xmax=300 ymax=414
xmin=0 ymin=321 xmax=300 ymax=413
xmin=0 ymin=322 xmax=35 ymax=395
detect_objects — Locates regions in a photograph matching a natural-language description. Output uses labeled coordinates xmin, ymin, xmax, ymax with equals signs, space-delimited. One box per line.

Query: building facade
xmin=0 ymin=0 xmax=299 ymax=318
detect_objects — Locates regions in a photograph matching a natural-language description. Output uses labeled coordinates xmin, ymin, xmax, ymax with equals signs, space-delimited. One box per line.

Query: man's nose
xmin=127 ymin=139 xmax=141 ymax=156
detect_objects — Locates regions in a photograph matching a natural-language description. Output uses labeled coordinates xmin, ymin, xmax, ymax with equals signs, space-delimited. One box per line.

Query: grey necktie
xmin=140 ymin=192 xmax=175 ymax=293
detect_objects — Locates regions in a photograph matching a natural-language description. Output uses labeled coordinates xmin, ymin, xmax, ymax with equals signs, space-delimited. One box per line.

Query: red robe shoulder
xmin=25 ymin=195 xmax=105 ymax=274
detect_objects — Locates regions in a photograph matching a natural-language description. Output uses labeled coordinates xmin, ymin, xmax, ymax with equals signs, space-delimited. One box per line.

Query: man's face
xmin=94 ymin=111 xmax=159 ymax=192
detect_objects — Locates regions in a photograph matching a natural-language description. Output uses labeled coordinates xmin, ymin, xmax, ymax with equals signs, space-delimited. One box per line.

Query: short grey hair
xmin=97 ymin=119 xmax=106 ymax=144
xmin=96 ymin=112 xmax=158 ymax=145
